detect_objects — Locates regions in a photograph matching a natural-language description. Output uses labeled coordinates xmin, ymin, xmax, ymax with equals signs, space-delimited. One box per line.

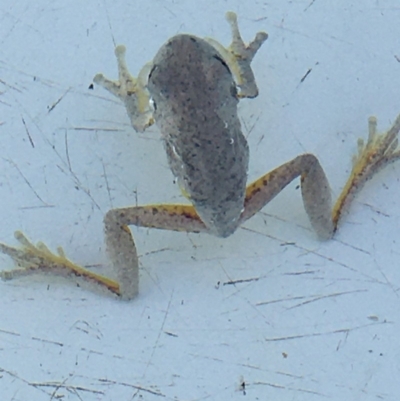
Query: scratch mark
xmin=0 ymin=327 xmax=21 ymax=337
xmin=0 ymin=329 xmax=145 ymax=364
xmin=265 ymin=321 xmax=390 ymax=342
xmin=71 ymin=126 xmax=123 ymax=132
xmin=362 ymin=201 xmax=390 ymax=218
xmin=4 ymin=159 xmax=48 ymax=205
xmin=300 ymin=67 xmax=312 ymax=83
xmin=19 ymin=204 xmax=55 ymax=210
xmin=256 ymin=134 xmax=265 ymax=148
xmin=48 ymin=88 xmax=71 ymax=113
xmin=373 ymin=259 xmax=399 ymax=298
xmin=333 ymin=237 xmax=371 ymax=255
xmin=223 ymin=277 xmax=260 ymax=286
xmin=254 ymin=16 xmax=268 ymax=22
xmin=394 ymin=55 xmax=400 ymax=63
xmin=261 ymin=210 xmax=370 ymax=254
xmin=98 ymin=378 xmax=165 ymax=397
xmin=142 ymin=247 xmax=172 ymax=257
xmin=241 ymin=225 xmax=379 ymax=282
xmin=254 ymin=381 xmax=326 ymax=396
xmin=6 ymin=98 xmax=102 ymax=210
xmin=218 ymin=261 xmax=272 ymax=325
xmin=243 ymin=113 xmax=262 ymax=140
xmin=0 ymin=367 xmax=51 ymax=397
xmin=144 ymin=292 xmax=173 ymax=375
xmin=101 ymin=160 xmax=112 ymax=207
xmin=304 ymin=0 xmax=318 ymax=12
xmin=34 ymin=381 xmax=103 ymax=395
xmin=48 ymin=377 xmax=73 ymax=401
xmin=31 ymin=336 xmax=64 ymax=346
xmin=21 ymin=116 xmax=35 ymax=148
xmin=71 ymin=320 xmax=103 ymax=339
xmin=288 ymin=289 xmax=368 ymax=309
xmin=284 ymin=270 xmax=315 ymax=275
xmin=56 ymin=158 xmax=101 ymax=211
xmin=0 ymin=328 xmax=63 ymax=346
xmin=164 ymin=331 xmax=178 ymax=337
xmin=0 ymin=78 xmax=23 ymax=93
xmin=64 ymin=130 xmax=72 ymax=171
xmin=0 ymin=99 xmax=12 ymax=107
xmin=257 ymin=294 xmax=311 ymax=307
xmin=102 ymin=1 xmax=117 ymax=47
xmin=336 ymin=330 xmax=349 ymax=351
xmin=293 ymin=61 xmax=319 ymax=90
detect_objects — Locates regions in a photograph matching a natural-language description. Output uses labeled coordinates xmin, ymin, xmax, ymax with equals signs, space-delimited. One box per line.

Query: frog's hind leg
xmin=240 ymin=154 xmax=334 ymax=240
xmin=332 ymin=114 xmax=400 ymax=230
xmin=206 ymin=12 xmax=268 ymax=98
xmin=0 ymin=231 xmax=122 ymax=296
xmin=240 ymin=113 xmax=400 ymax=239
xmin=93 ymin=45 xmax=154 ymax=132
xmin=103 ymin=204 xmax=207 ymax=299
xmin=0 ymin=204 xmax=207 ymax=300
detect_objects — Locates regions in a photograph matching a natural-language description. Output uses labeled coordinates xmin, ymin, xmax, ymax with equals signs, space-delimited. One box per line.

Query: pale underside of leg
xmin=104 ymin=204 xmax=207 ymax=299
xmin=241 ymin=154 xmax=334 ymax=240
xmin=0 ymin=204 xmax=207 ymax=300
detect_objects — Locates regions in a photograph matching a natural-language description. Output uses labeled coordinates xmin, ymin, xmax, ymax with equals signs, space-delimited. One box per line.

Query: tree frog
xmin=1 ymin=12 xmax=400 ymax=300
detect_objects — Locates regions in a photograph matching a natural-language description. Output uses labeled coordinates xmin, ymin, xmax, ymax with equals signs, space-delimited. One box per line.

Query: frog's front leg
xmin=94 ymin=45 xmax=154 ymax=132
xmin=240 ymin=114 xmax=400 ymax=239
xmin=205 ymin=12 xmax=268 ymax=98
xmin=0 ymin=205 xmax=207 ymax=300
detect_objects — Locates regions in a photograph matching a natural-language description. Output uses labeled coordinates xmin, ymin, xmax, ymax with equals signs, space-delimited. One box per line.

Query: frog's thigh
xmin=105 ymin=204 xmax=207 ymax=299
xmin=240 ymin=154 xmax=334 ymax=240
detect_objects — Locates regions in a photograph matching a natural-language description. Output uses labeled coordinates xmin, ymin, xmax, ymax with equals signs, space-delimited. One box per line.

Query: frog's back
xmin=148 ymin=35 xmax=249 ymax=237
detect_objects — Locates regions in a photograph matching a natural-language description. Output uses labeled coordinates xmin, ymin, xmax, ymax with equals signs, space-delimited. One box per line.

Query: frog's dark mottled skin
xmin=149 ymin=35 xmax=249 ymax=237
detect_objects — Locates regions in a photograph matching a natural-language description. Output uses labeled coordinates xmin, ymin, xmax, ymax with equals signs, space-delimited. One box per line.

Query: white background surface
xmin=1 ymin=0 xmax=400 ymax=400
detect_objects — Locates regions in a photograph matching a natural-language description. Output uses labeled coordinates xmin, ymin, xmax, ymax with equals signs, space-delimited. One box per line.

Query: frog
xmin=1 ymin=12 xmax=400 ymax=300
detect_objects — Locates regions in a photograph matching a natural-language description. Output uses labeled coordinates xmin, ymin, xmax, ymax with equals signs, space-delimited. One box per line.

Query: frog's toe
xmin=225 ymin=11 xmax=268 ymax=61
xmin=353 ymin=115 xmax=400 ymax=176
xmin=0 ymin=231 xmax=68 ymax=280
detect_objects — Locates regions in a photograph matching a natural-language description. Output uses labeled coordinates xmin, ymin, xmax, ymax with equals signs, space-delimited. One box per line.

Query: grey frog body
xmin=3 ymin=12 xmax=399 ymax=301
xmin=148 ymin=35 xmax=249 ymax=237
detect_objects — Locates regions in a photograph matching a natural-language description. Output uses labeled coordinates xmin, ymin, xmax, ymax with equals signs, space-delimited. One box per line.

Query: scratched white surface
xmin=1 ymin=0 xmax=400 ymax=400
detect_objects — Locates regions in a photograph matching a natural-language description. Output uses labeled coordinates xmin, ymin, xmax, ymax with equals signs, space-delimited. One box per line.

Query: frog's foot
xmin=332 ymin=114 xmax=400 ymax=229
xmin=94 ymin=45 xmax=154 ymax=133
xmin=206 ymin=12 xmax=268 ymax=98
xmin=0 ymin=231 xmax=120 ymax=296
